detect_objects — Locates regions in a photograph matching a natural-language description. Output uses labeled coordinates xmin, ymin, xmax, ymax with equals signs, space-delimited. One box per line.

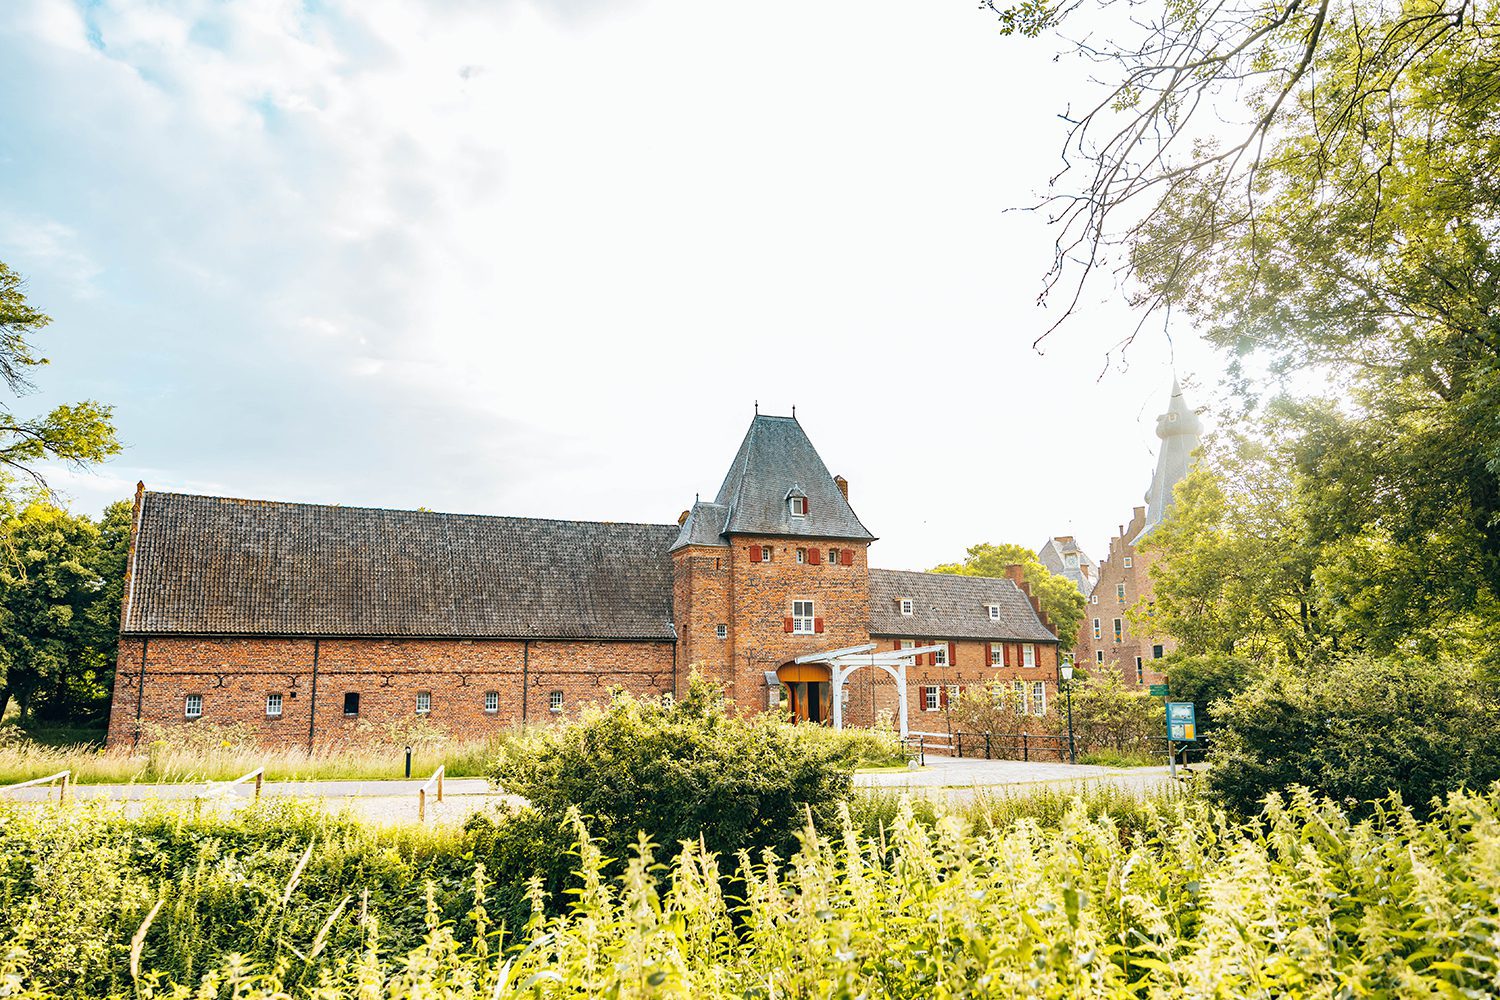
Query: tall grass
xmin=0 ymin=730 xmax=504 ymax=785
xmin=3 ymin=783 xmax=1498 ymax=997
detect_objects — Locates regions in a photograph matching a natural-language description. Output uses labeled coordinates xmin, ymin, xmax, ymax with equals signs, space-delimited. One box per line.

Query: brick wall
xmin=106 ymin=635 xmax=674 ymax=749
xmin=672 ymin=545 xmax=732 ymax=699
xmin=724 ymin=535 xmax=872 ymax=711
xmin=1075 ymin=506 xmax=1172 ymax=687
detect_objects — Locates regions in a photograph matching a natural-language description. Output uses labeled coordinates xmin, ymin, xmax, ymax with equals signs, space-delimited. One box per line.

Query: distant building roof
xmin=711 ymin=415 xmax=875 ymax=541
xmin=1037 ymin=536 xmax=1096 ymax=596
xmin=1136 ymin=381 xmax=1203 ymax=542
xmin=122 ymin=492 xmax=678 ymax=640
xmin=867 ymin=569 xmax=1058 ymax=642
xmin=670 ymin=501 xmax=730 ymax=551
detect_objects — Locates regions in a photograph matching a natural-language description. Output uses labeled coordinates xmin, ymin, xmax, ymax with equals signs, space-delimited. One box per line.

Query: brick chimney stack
xmin=834 ymin=475 xmax=848 ymax=501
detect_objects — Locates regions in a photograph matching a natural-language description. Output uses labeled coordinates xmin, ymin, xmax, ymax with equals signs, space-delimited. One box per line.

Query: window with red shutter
xmin=840 ymin=549 xmax=853 ymax=566
xmin=783 ymin=616 xmax=794 ymax=632
xmin=813 ymin=617 xmax=824 ymax=633
xmin=948 ymin=641 xmax=957 ymax=665
xmin=984 ymin=641 xmax=993 ymax=665
xmin=749 ymin=544 xmax=762 ymax=562
xmin=808 ymin=548 xmax=821 ymax=565
xmin=1003 ymin=644 xmax=1012 ymax=667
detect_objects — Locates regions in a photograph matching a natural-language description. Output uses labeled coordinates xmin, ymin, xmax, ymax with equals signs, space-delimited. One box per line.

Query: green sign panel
xmin=1149 ymin=684 xmax=1170 ymax=697
xmin=1166 ymin=702 xmax=1197 ymax=742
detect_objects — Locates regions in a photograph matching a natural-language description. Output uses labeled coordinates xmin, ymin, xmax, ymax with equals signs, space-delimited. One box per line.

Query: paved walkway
xmin=855 ymin=755 xmax=1177 ymax=797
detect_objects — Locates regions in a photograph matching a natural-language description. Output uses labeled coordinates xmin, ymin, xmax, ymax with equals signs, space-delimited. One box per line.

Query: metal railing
xmin=904 ymin=731 xmax=1212 ymax=766
xmin=0 ymin=769 xmax=71 ymax=802
xmin=418 ymin=765 xmax=444 ymax=822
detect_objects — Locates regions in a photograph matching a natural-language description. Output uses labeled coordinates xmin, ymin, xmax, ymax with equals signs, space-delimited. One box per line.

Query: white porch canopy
xmin=790 ymin=642 xmax=947 ymax=737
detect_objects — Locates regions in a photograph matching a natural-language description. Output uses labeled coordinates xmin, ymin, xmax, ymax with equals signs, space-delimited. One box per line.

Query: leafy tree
xmin=0 ymin=261 xmax=119 ymax=488
xmin=1060 ymin=664 xmax=1164 ymax=754
xmin=0 ymin=496 xmax=129 ymax=723
xmin=930 ymin=542 xmax=1086 ymax=642
xmin=1159 ymin=652 xmax=1255 ymax=732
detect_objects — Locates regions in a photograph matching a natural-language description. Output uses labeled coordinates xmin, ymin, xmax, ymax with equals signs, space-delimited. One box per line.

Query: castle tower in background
xmin=1073 ymin=382 xmax=1203 ymax=686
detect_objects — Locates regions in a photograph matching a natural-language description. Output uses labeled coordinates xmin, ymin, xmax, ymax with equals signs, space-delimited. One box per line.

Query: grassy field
xmin=2 ymin=782 xmax=1497 ymax=997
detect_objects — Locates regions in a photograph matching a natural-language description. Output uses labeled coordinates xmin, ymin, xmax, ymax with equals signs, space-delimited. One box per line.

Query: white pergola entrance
xmin=787 ymin=642 xmax=947 ymax=737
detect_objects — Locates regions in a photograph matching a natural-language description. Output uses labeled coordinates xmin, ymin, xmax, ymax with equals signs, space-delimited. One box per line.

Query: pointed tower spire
xmin=1136 ymin=381 xmax=1203 ymax=540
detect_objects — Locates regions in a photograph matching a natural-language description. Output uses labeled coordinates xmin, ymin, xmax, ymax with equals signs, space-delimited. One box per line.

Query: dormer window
xmin=789 ymin=496 xmax=807 ymax=517
xmin=987 ymin=604 xmax=1000 ymax=621
xmin=1065 ymin=554 xmax=1079 ymax=568
xmin=900 ymin=598 xmax=913 ymax=616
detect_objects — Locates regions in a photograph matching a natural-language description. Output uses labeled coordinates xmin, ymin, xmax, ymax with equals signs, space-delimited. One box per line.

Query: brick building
xmin=107 ymin=413 xmax=1060 ymax=748
xmin=1073 ymin=383 xmax=1202 ymax=686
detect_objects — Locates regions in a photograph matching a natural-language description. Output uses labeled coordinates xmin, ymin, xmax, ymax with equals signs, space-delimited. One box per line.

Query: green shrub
xmin=1209 ymin=654 xmax=1500 ymax=814
xmin=490 ymin=678 xmax=857 ymax=863
xmin=1160 ymin=651 xmax=1255 ymax=731
xmin=1078 ymin=748 xmax=1161 ymax=768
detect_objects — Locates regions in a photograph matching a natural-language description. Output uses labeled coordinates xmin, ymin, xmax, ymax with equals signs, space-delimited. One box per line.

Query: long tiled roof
xmin=122 ymin=492 xmax=678 ymax=639
xmin=867 ymin=568 xmax=1058 ymax=642
xmin=713 ymin=415 xmax=875 ymax=541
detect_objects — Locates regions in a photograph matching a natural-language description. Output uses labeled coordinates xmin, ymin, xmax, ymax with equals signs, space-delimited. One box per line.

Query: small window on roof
xmin=900 ymin=598 xmax=913 ymax=616
xmin=987 ymin=604 xmax=1000 ymax=620
xmin=789 ymin=496 xmax=807 ymax=517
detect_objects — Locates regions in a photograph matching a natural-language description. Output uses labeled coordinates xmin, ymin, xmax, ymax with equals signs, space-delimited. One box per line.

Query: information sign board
xmin=1166 ymin=701 xmax=1197 ymax=742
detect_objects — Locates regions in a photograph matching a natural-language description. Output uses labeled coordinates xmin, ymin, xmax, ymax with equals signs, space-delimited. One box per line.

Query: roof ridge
xmin=140 ymin=490 xmax=677 ymax=531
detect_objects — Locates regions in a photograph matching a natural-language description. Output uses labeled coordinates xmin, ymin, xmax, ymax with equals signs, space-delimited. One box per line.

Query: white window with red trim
xmin=922 ymin=685 xmax=941 ymax=711
xmin=791 ymin=600 xmax=816 ymax=635
xmin=1022 ymin=643 xmax=1036 ymax=668
xmin=932 ymin=642 xmax=948 ymax=666
xmin=789 ymin=495 xmax=807 ymax=517
xmin=749 ymin=544 xmax=772 ymax=563
xmin=988 ymin=643 xmax=1003 ymax=666
xmin=946 ymin=684 xmax=960 ymax=705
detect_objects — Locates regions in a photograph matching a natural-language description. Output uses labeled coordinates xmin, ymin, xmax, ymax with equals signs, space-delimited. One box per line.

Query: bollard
xmin=956 ymin=732 xmax=963 ymax=758
xmin=405 ymin=746 xmax=412 ymax=779
xmin=1022 ymin=733 xmax=1029 ymax=761
xmin=984 ymin=732 xmax=992 ymax=760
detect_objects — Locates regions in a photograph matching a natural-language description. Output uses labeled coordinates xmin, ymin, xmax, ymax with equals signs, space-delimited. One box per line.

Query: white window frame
xmin=1116 ymin=583 xmax=1127 ymax=602
xmin=792 ymin=600 xmax=815 ymax=635
xmin=1093 ymin=618 xmax=1102 ymax=640
xmin=416 ymin=691 xmax=432 ymax=715
xmin=1091 ymin=594 xmax=1099 ymax=604
xmin=1022 ymin=643 xmax=1036 ymax=668
xmin=789 ymin=496 xmax=807 ymax=517
xmin=987 ymin=604 xmax=1000 ymax=621
xmin=989 ymin=644 xmax=1003 ymax=666
xmin=1032 ymin=681 xmax=1046 ymax=716
xmin=1113 ymin=618 xmax=1124 ymax=642
xmin=1013 ymin=680 xmax=1027 ymax=713
xmin=484 ymin=690 xmax=499 ymax=713
xmin=184 ymin=694 xmax=203 ymax=720
xmin=715 ymin=623 xmax=728 ymax=640
xmin=922 ymin=685 xmax=941 ymax=711
xmin=548 ymin=690 xmax=564 ymax=713
xmin=760 ymin=546 xmax=773 ymax=563
xmin=265 ymin=692 xmax=282 ymax=718
xmin=1096 ymin=650 xmax=1105 ymax=664
xmin=796 ymin=547 xmax=806 ymax=564
xmin=932 ymin=643 xmax=948 ymax=666
xmin=1123 ymin=556 xmax=1134 ymax=568
xmin=900 ymin=598 xmax=913 ymax=616
xmin=946 ymin=684 xmax=960 ymax=705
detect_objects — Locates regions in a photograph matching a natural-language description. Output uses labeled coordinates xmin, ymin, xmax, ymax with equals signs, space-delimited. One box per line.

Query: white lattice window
xmin=715 ymin=623 xmax=728 ymax=640
xmin=900 ymin=598 xmax=913 ymax=616
xmin=184 ymin=694 xmax=203 ymax=720
xmin=792 ymin=600 xmax=815 ymax=635
xmin=1032 ymin=682 xmax=1046 ymax=715
xmin=932 ymin=643 xmax=948 ymax=666
xmin=1022 ymin=643 xmax=1036 ymax=668
xmin=549 ymin=690 xmax=564 ymax=713
xmin=265 ymin=693 xmax=282 ymax=718
xmin=484 ymin=691 xmax=499 ymax=713
xmin=923 ymin=685 xmax=940 ymax=711
xmin=987 ymin=604 xmax=1000 ymax=620
xmin=416 ymin=691 xmax=431 ymax=714
xmin=1013 ymin=680 xmax=1027 ymax=714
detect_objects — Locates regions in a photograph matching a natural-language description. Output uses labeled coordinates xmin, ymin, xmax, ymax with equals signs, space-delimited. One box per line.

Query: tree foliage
xmin=930 ymin=542 xmax=1086 ymax=641
xmin=0 ymin=262 xmax=119 ymax=489
xmin=0 ymin=496 xmax=130 ymax=723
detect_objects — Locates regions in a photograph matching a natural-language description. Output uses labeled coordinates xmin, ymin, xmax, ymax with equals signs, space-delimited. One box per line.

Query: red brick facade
xmin=1073 ymin=506 xmax=1171 ymax=688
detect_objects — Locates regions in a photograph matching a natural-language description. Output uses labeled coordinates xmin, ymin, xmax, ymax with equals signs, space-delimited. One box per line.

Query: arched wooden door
xmin=777 ymin=662 xmax=831 ymax=724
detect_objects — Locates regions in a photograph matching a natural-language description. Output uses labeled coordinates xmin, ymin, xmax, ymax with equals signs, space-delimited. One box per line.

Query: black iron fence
xmin=903 ymin=730 xmax=1212 ymax=767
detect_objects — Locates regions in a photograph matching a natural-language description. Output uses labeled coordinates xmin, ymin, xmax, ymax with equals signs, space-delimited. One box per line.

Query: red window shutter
xmin=749 ymin=544 xmax=762 ymax=562
xmin=783 ymin=616 xmax=794 ymax=633
xmin=926 ymin=651 xmax=936 ymax=666
xmin=984 ymin=641 xmax=992 ymax=665
xmin=948 ymin=641 xmax=957 ymax=665
xmin=1003 ymin=644 xmax=1012 ymax=667
xmin=893 ymin=640 xmax=902 ymax=651
xmin=814 ymin=617 xmax=824 ymax=634
xmin=840 ymin=549 xmax=853 ymax=566
xmin=808 ymin=548 xmax=821 ymax=565
xmin=940 ymin=686 xmax=949 ymax=708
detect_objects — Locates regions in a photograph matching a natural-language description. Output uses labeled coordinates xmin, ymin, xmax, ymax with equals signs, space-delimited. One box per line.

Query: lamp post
xmin=1060 ymin=658 xmax=1076 ymax=764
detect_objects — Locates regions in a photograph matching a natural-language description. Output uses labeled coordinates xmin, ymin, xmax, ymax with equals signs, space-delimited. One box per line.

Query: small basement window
xmin=548 ymin=690 xmax=564 ymax=713
xmin=484 ymin=690 xmax=499 ymax=713
xmin=900 ymin=598 xmax=913 ymax=616
xmin=184 ymin=694 xmax=203 ymax=720
xmin=416 ymin=691 xmax=432 ymax=714
xmin=265 ymin=693 xmax=282 ymax=718
xmin=715 ymin=623 xmax=728 ymax=640
xmin=343 ymin=692 xmax=360 ymax=716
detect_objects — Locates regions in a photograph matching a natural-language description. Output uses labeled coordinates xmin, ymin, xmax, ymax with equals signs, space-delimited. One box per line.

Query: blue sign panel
xmin=1166 ymin=701 xmax=1197 ymax=742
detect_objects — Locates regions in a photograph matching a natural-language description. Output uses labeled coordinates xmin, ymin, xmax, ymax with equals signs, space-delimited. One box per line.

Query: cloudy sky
xmin=0 ymin=0 xmax=1223 ymax=569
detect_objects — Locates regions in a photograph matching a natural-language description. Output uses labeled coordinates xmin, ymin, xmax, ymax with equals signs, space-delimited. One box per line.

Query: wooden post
xmin=437 ymin=769 xmax=443 ymax=804
xmin=59 ymin=772 xmax=69 ymax=803
xmin=254 ymin=772 xmax=263 ymax=801
xmin=419 ymin=786 xmax=427 ymax=822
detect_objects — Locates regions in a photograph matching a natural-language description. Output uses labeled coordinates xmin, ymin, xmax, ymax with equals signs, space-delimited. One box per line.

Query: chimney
xmin=1003 ymin=563 xmax=1026 ymax=586
xmin=677 ymin=509 xmax=690 ymax=526
xmin=834 ymin=475 xmax=848 ymax=501
xmin=1005 ymin=563 xmax=1056 ymax=635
